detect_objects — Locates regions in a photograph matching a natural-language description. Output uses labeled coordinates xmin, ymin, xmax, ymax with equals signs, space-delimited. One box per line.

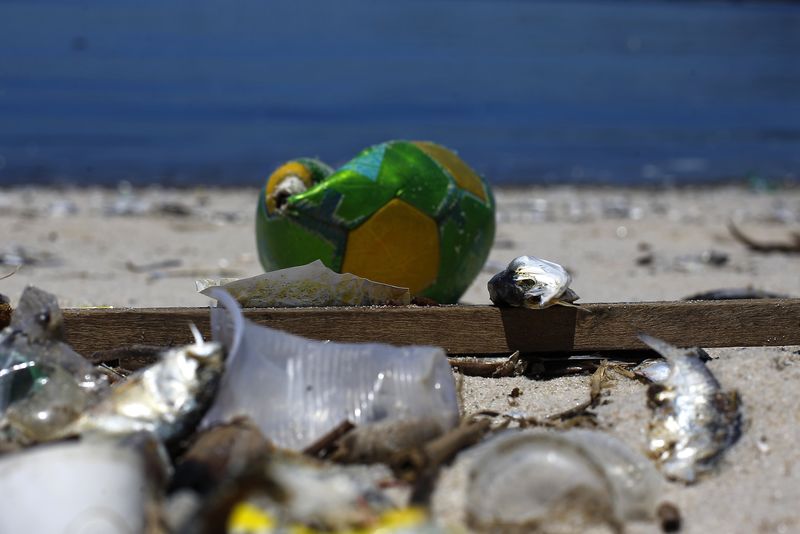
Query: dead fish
xmin=639 ymin=334 xmax=741 ymax=483
xmin=488 ymin=255 xmax=580 ymax=309
xmin=72 ymin=325 xmax=224 ymax=445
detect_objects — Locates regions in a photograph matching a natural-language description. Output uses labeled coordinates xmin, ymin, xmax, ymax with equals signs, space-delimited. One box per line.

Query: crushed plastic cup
xmin=201 ymin=289 xmax=459 ymax=451
xmin=465 ymin=429 xmax=662 ymax=531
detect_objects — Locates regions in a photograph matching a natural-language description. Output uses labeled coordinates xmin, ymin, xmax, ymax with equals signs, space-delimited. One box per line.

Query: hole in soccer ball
xmin=272 ymin=175 xmax=308 ymax=212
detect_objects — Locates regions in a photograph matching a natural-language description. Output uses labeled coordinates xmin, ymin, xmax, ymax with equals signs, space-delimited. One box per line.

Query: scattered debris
xmin=150 ymin=267 xmax=242 ymax=283
xmin=157 ymin=201 xmax=194 ymax=217
xmin=393 ymin=418 xmax=492 ymax=501
xmin=0 ymin=267 xmax=19 ymax=281
xmin=673 ymin=249 xmax=729 ymax=272
xmin=198 ymin=260 xmax=411 ymax=307
xmin=0 ymin=246 xmax=61 ymax=267
xmin=683 ymin=288 xmax=790 ymax=301
xmin=449 ymin=353 xmax=543 ymax=378
xmin=125 ymin=258 xmax=183 ymax=273
xmin=464 ymin=429 xmax=661 ymax=532
xmin=491 ymin=350 xmax=526 ymax=377
xmin=639 ymin=334 xmax=742 ymax=483
xmin=488 ymin=255 xmax=580 ymax=309
xmin=331 ymin=417 xmax=448 ymax=465
xmin=182 ymin=449 xmax=417 ymax=534
xmin=171 ymin=418 xmax=273 ymax=495
xmin=728 ymin=220 xmax=800 ymax=253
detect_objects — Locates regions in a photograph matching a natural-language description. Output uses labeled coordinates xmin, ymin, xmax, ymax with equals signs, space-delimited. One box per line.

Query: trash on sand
xmin=180 ymin=446 xmax=423 ymax=534
xmin=255 ymin=140 xmax=496 ymax=303
xmin=72 ymin=324 xmax=224 ymax=445
xmin=465 ymin=429 xmax=661 ymax=532
xmin=673 ymin=249 xmax=729 ymax=272
xmin=171 ymin=418 xmax=273 ymax=495
xmin=0 ymin=267 xmax=18 ymax=281
xmin=0 ymin=245 xmax=61 ymax=268
xmin=448 ymin=351 xmax=540 ymax=378
xmin=683 ymin=287 xmax=790 ymax=301
xmin=639 ymin=334 xmax=742 ymax=483
xmin=329 ymin=417 xmax=447 ymax=465
xmin=488 ymin=255 xmax=580 ymax=309
xmin=125 ymin=258 xmax=183 ymax=273
xmin=225 ymin=502 xmax=437 ymax=534
xmin=0 ymin=438 xmax=160 ymax=533
xmin=0 ymin=287 xmax=108 ymax=442
xmin=197 ymin=259 xmax=411 ymax=307
xmin=728 ymin=220 xmax=800 ymax=253
xmin=201 ymin=289 xmax=459 ymax=451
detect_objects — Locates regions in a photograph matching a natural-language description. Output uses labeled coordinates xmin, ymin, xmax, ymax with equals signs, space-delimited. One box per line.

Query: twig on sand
xmin=728 ymin=220 xmax=800 ymax=253
xmin=0 ymin=266 xmax=20 ymax=280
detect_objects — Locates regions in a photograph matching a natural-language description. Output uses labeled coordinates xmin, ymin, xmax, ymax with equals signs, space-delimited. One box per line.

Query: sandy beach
xmin=2 ymin=184 xmax=800 ymax=533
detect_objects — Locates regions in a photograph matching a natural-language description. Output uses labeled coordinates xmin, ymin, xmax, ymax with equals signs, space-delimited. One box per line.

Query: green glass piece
xmin=256 ymin=194 xmax=344 ymax=272
xmin=427 ymin=188 xmax=496 ymax=303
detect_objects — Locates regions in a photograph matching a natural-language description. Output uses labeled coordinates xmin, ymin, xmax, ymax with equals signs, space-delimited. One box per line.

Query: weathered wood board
xmin=2 ymin=300 xmax=799 ymax=356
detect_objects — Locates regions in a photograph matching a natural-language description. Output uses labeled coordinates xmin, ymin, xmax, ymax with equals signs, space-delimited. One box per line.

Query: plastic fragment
xmin=0 ymin=439 xmax=155 ymax=533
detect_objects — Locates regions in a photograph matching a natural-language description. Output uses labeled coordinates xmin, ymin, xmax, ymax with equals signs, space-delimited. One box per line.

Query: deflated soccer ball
xmin=256 ymin=140 xmax=495 ymax=303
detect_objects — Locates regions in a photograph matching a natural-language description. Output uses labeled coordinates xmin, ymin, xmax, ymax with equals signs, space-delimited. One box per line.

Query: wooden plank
xmin=2 ymin=300 xmax=798 ymax=356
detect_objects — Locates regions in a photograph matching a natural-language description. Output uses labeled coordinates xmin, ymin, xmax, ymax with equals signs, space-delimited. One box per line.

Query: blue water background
xmin=1 ymin=0 xmax=799 ymax=186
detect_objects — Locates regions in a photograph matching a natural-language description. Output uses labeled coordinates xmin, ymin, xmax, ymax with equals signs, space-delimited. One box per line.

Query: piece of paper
xmin=197 ymin=260 xmax=410 ymax=307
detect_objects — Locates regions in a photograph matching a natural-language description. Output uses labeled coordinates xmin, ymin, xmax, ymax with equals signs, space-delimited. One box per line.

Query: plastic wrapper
xmin=201 ymin=289 xmax=458 ymax=450
xmin=197 ymin=259 xmax=410 ymax=307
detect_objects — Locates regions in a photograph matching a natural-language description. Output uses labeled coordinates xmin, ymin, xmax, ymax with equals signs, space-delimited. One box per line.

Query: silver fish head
xmin=488 ymin=256 xmax=577 ymax=309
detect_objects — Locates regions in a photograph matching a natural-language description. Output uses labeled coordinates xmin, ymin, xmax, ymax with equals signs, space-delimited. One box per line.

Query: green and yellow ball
xmin=256 ymin=140 xmax=495 ymax=303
